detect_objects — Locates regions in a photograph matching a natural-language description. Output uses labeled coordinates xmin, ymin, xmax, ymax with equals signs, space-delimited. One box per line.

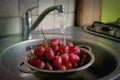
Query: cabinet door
xmin=76 ymin=0 xmax=102 ymax=27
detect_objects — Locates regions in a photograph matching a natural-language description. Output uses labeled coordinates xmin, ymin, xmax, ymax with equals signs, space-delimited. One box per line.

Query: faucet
xmin=21 ymin=6 xmax=38 ymax=39
xmin=22 ymin=5 xmax=64 ymax=40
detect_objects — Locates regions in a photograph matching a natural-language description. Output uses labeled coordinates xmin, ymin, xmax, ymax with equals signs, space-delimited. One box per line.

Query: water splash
xmin=58 ymin=13 xmax=66 ymax=45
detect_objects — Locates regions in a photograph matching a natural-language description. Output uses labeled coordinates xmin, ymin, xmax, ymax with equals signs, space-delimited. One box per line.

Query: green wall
xmin=101 ymin=0 xmax=120 ymax=23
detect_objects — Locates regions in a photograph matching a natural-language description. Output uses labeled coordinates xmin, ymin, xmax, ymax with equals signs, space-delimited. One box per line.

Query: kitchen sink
xmin=0 ymin=33 xmax=120 ymax=80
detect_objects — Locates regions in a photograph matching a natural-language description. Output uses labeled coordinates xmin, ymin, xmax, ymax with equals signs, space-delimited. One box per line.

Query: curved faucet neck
xmin=28 ymin=5 xmax=64 ymax=34
xmin=22 ymin=5 xmax=64 ymax=40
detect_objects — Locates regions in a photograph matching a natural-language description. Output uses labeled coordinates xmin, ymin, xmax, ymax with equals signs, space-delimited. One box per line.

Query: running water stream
xmin=58 ymin=13 xmax=66 ymax=45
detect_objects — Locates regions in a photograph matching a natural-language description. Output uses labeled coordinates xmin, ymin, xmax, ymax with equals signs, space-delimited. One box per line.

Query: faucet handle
xmin=25 ymin=6 xmax=38 ymax=28
xmin=22 ymin=6 xmax=38 ymax=40
xmin=27 ymin=6 xmax=38 ymax=12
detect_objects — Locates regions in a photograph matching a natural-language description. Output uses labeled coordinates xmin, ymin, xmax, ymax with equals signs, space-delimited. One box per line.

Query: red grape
xmin=50 ymin=39 xmax=63 ymax=46
xmin=58 ymin=65 xmax=66 ymax=70
xmin=69 ymin=46 xmax=81 ymax=55
xmin=44 ymin=47 xmax=55 ymax=60
xmin=28 ymin=57 xmax=40 ymax=66
xmin=34 ymin=46 xmax=45 ymax=57
xmin=64 ymin=62 xmax=72 ymax=69
xmin=36 ymin=61 xmax=45 ymax=69
xmin=59 ymin=39 xmax=63 ymax=45
xmin=59 ymin=45 xmax=69 ymax=54
xmin=51 ymin=45 xmax=59 ymax=53
xmin=44 ymin=62 xmax=53 ymax=70
xmin=69 ymin=53 xmax=80 ymax=63
xmin=66 ymin=41 xmax=73 ymax=47
xmin=61 ymin=53 xmax=69 ymax=64
xmin=53 ymin=55 xmax=62 ymax=68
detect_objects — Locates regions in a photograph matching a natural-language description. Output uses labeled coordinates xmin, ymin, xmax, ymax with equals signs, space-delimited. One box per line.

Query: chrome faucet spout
xmin=28 ymin=5 xmax=64 ymax=34
xmin=22 ymin=5 xmax=64 ymax=40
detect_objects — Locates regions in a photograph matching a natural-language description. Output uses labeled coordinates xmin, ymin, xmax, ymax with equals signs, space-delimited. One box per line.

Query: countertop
xmin=0 ymin=27 xmax=120 ymax=80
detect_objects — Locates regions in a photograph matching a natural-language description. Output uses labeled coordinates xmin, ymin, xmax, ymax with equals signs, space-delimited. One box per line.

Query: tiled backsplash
xmin=0 ymin=0 xmax=76 ymax=36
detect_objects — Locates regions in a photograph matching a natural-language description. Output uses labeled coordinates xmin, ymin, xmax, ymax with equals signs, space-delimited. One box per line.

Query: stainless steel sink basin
xmin=0 ymin=33 xmax=120 ymax=80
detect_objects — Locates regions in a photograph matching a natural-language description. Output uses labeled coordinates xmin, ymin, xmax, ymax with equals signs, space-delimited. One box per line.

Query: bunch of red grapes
xmin=28 ymin=38 xmax=87 ymax=70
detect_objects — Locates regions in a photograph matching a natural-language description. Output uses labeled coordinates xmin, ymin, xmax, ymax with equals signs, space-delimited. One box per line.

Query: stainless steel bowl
xmin=18 ymin=44 xmax=95 ymax=80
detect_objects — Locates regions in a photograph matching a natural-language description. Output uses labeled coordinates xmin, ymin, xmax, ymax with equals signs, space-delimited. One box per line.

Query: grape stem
xmin=41 ymin=28 xmax=48 ymax=47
